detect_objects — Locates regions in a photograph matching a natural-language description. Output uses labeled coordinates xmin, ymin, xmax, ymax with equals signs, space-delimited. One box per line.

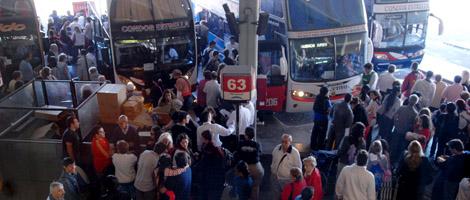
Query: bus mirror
xmin=280 ymin=46 xmax=288 ymax=79
xmin=438 ymin=20 xmax=444 ymax=35
xmin=223 ymin=4 xmax=240 ymax=36
xmin=430 ymin=13 xmax=444 ymax=35
xmin=366 ymin=38 xmax=374 ymax=63
xmin=257 ymin=12 xmax=269 ymax=35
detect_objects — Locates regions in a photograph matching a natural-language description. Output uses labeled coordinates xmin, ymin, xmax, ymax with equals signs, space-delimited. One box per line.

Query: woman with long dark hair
xmin=377 ymin=86 xmax=401 ymax=141
xmin=336 ymin=122 xmax=367 ymax=176
xmin=396 ymin=140 xmax=433 ymax=200
xmin=310 ymin=86 xmax=331 ymax=150
xmin=173 ymin=133 xmax=194 ymax=166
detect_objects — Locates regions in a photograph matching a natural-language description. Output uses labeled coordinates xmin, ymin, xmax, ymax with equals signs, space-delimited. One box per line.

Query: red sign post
xmin=222 ymin=74 xmax=252 ymax=101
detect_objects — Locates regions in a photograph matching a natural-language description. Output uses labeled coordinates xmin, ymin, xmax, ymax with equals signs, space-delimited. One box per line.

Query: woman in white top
xmin=112 ymin=140 xmax=138 ymax=198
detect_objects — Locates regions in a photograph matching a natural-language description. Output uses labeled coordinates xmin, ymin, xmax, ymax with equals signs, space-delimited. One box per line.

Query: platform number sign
xmin=222 ymin=74 xmax=252 ymax=101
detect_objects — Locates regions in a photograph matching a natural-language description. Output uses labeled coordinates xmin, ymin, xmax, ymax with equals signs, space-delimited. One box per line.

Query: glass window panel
xmin=404 ymin=11 xmax=428 ymax=47
xmin=261 ymin=0 xmax=283 ymax=18
xmin=0 ymin=0 xmax=34 ymax=17
xmin=77 ymin=95 xmax=99 ymax=139
xmin=287 ymin=0 xmax=365 ymax=31
xmin=112 ymin=0 xmax=191 ymax=22
xmin=373 ymin=13 xmax=406 ymax=48
xmin=44 ymin=82 xmax=72 ymax=108
xmin=289 ymin=33 xmax=366 ymax=82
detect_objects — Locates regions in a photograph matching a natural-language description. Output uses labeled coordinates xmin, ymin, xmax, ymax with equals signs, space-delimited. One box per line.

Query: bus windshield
xmin=290 ymin=33 xmax=365 ymax=82
xmin=112 ymin=0 xmax=191 ymax=22
xmin=114 ymin=35 xmax=194 ymax=68
xmin=0 ymin=0 xmax=34 ymax=17
xmin=373 ymin=11 xmax=428 ymax=48
xmin=287 ymin=0 xmax=366 ymax=31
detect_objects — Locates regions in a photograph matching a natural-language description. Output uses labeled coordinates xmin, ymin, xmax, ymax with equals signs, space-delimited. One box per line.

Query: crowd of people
xmin=22 ymin=11 xmax=465 ymax=200
xmin=0 ymin=10 xmax=104 ymax=98
xmin=46 ymin=36 xmax=272 ymax=200
xmin=309 ymin=62 xmax=470 ymax=200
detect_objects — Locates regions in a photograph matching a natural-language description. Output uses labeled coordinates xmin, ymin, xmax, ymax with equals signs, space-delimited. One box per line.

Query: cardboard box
xmin=128 ymin=96 xmax=144 ymax=112
xmin=122 ymin=100 xmax=140 ymax=120
xmin=97 ymin=84 xmax=127 ymax=123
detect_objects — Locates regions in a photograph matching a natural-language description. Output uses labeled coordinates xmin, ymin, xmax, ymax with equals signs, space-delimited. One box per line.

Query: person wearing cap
xmin=390 ymin=94 xmax=419 ymax=165
xmin=59 ymin=157 xmax=80 ymax=200
xmin=173 ymin=69 xmax=193 ymax=111
xmin=432 ymin=139 xmax=468 ymax=200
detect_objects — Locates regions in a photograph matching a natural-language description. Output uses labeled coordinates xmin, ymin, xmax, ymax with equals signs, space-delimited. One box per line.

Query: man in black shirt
xmin=171 ymin=111 xmax=198 ymax=152
xmin=236 ymin=127 xmax=264 ymax=200
xmin=62 ymin=116 xmax=81 ymax=163
xmin=109 ymin=115 xmax=140 ymax=152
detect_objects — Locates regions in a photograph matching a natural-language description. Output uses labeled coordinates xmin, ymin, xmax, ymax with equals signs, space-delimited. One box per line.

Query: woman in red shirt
xmin=281 ymin=167 xmax=307 ymax=200
xmin=407 ymin=115 xmax=432 ymax=149
xmin=302 ymin=156 xmax=323 ymax=200
xmin=91 ymin=125 xmax=111 ymax=174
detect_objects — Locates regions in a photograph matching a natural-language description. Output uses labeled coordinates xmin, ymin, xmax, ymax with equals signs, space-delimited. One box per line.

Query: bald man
xmin=109 ymin=115 xmax=140 ymax=152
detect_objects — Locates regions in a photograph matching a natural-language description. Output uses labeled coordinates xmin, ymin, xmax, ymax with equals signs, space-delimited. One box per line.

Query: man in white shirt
xmin=225 ymin=36 xmax=239 ymax=59
xmin=336 ymin=150 xmax=376 ymax=200
xmin=243 ymin=101 xmax=255 ymax=126
xmin=68 ymin=18 xmax=81 ymax=33
xmin=270 ymin=134 xmax=302 ymax=198
xmin=197 ymin=111 xmax=231 ymax=150
xmin=112 ymin=140 xmax=137 ymax=196
xmin=411 ymin=70 xmax=436 ymax=107
xmin=377 ymin=64 xmax=397 ymax=96
xmin=134 ymin=143 xmax=166 ymax=199
xmin=226 ymin=104 xmax=252 ymax=135
xmin=203 ymin=72 xmax=221 ymax=108
xmin=430 ymin=74 xmax=448 ymax=110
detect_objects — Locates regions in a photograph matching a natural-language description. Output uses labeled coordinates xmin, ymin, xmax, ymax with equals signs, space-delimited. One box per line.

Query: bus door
xmin=257 ymin=41 xmax=287 ymax=112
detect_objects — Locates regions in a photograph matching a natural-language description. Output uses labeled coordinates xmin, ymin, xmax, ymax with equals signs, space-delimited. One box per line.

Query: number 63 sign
xmin=222 ymin=74 xmax=253 ymax=101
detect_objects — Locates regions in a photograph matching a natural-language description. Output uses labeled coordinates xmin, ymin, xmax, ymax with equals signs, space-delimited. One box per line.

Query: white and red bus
xmin=192 ymin=0 xmax=372 ymax=112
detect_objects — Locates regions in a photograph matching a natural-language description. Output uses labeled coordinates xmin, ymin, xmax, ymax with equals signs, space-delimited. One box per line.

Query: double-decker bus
xmin=109 ymin=0 xmax=197 ymax=89
xmin=0 ymin=0 xmax=43 ymax=84
xmin=366 ymin=0 xmax=437 ymax=71
xmin=192 ymin=0 xmax=371 ymax=112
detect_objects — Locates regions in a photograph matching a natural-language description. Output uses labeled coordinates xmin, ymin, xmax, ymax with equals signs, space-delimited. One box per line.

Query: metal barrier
xmin=0 ymin=79 xmax=106 ymax=199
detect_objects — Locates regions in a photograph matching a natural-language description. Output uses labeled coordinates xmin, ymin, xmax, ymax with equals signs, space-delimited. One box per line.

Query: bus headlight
xmin=291 ymin=90 xmax=314 ymax=98
xmin=411 ymin=50 xmax=424 ymax=58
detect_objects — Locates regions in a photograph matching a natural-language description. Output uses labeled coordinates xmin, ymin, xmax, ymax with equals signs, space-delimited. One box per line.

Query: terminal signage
xmin=373 ymin=2 xmax=430 ymax=13
xmin=0 ymin=19 xmax=35 ymax=37
xmin=111 ymin=20 xmax=191 ymax=39
xmin=222 ymin=74 xmax=252 ymax=101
